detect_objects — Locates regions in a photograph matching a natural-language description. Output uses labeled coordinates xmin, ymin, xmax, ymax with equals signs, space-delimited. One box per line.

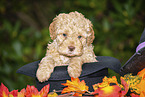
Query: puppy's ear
xmin=49 ymin=21 xmax=57 ymax=40
xmin=87 ymin=27 xmax=95 ymax=46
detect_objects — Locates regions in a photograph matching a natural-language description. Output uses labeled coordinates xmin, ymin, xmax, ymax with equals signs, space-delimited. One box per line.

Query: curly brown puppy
xmin=36 ymin=11 xmax=97 ymax=82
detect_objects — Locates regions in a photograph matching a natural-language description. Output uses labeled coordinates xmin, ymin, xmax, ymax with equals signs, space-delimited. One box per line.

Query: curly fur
xmin=36 ymin=11 xmax=97 ymax=82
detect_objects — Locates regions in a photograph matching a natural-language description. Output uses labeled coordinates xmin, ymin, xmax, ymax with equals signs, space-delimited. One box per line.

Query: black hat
xmin=121 ymin=28 xmax=145 ymax=75
xmin=17 ymin=56 xmax=121 ymax=92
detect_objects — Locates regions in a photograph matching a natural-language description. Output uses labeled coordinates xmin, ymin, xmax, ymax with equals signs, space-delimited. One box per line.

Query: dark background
xmin=0 ymin=0 xmax=145 ymax=91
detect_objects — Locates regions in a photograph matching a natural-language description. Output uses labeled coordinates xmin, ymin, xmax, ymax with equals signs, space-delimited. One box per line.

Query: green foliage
xmin=0 ymin=20 xmax=51 ymax=90
xmin=0 ymin=0 xmax=144 ymax=91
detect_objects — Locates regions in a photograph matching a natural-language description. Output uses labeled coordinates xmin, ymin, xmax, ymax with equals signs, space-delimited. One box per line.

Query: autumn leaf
xmin=138 ymin=68 xmax=145 ymax=80
xmin=93 ymin=76 xmax=122 ymax=92
xmin=61 ymin=77 xmax=89 ymax=96
xmin=39 ymin=84 xmax=50 ymax=97
xmin=9 ymin=90 xmax=18 ymax=97
xmin=48 ymin=92 xmax=58 ymax=97
xmin=0 ymin=83 xmax=19 ymax=97
xmin=0 ymin=83 xmax=9 ymax=97
xmin=103 ymin=76 xmax=119 ymax=85
xmin=92 ymin=76 xmax=129 ymax=97
xmin=136 ymin=78 xmax=145 ymax=96
xmin=25 ymin=84 xmax=50 ymax=97
xmin=130 ymin=93 xmax=140 ymax=97
xmin=120 ymin=77 xmax=129 ymax=96
xmin=25 ymin=85 xmax=39 ymax=97
xmin=140 ymin=91 xmax=145 ymax=97
xmin=18 ymin=88 xmax=25 ymax=97
xmin=121 ymin=74 xmax=141 ymax=94
xmin=92 ymin=85 xmax=122 ymax=97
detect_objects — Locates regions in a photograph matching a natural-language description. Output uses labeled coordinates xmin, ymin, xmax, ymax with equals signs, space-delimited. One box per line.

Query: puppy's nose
xmin=68 ymin=46 xmax=75 ymax=51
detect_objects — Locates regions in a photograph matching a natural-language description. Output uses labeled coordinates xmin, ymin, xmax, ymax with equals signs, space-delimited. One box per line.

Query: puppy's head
xmin=49 ymin=11 xmax=95 ymax=57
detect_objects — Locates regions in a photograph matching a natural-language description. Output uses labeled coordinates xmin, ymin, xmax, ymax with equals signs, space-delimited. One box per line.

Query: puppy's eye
xmin=63 ymin=33 xmax=67 ymax=37
xmin=78 ymin=36 xmax=82 ymax=39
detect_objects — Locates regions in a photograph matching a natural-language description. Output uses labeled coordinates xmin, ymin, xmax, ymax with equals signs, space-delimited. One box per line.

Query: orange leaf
xmin=92 ymin=76 xmax=129 ymax=97
xmin=140 ymin=91 xmax=145 ymax=97
xmin=137 ymin=68 xmax=145 ymax=80
xmin=61 ymin=77 xmax=88 ymax=96
xmin=93 ymin=76 xmax=119 ymax=90
xmin=137 ymin=78 xmax=145 ymax=95
xmin=92 ymin=85 xmax=121 ymax=97
xmin=137 ymin=69 xmax=145 ymax=96
xmin=103 ymin=76 xmax=118 ymax=85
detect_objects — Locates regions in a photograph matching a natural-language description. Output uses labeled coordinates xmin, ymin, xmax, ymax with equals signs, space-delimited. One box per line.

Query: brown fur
xmin=36 ymin=11 xmax=97 ymax=82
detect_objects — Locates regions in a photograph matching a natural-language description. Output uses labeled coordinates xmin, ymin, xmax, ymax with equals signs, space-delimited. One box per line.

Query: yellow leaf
xmin=2 ymin=92 xmax=8 ymax=97
xmin=32 ymin=95 xmax=42 ymax=97
xmin=93 ymin=76 xmax=119 ymax=91
xmin=8 ymin=94 xmax=14 ymax=97
xmin=48 ymin=92 xmax=58 ymax=97
xmin=61 ymin=77 xmax=89 ymax=96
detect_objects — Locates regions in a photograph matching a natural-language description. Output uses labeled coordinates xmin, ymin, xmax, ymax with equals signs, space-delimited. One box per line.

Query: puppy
xmin=36 ymin=11 xmax=97 ymax=82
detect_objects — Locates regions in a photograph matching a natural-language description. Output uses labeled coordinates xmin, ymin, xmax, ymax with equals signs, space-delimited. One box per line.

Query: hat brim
xmin=16 ymin=56 xmax=121 ymax=80
xmin=17 ymin=56 xmax=121 ymax=91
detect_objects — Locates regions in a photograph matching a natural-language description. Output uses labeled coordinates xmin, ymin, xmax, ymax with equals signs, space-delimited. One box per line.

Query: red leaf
xmin=18 ymin=88 xmax=25 ymax=97
xmin=40 ymin=84 xmax=50 ymax=97
xmin=0 ymin=83 xmax=9 ymax=97
xmin=9 ymin=90 xmax=18 ymax=97
xmin=120 ymin=77 xmax=129 ymax=96
xmin=25 ymin=85 xmax=39 ymax=97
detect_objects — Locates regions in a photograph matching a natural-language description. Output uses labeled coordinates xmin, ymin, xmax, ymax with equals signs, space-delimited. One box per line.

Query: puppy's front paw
xmin=36 ymin=68 xmax=52 ymax=82
xmin=68 ymin=65 xmax=82 ymax=78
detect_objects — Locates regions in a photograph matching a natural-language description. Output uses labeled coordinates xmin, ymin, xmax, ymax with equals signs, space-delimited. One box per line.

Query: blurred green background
xmin=0 ymin=0 xmax=145 ymax=91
